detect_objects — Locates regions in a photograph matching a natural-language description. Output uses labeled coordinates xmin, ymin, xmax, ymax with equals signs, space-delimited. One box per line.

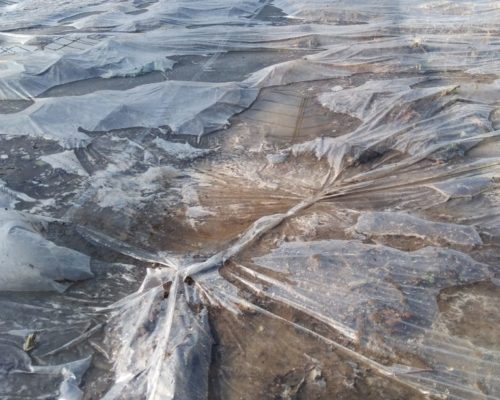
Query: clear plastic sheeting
xmin=0 ymin=0 xmax=499 ymax=399
xmin=245 ymin=241 xmax=495 ymax=398
xmin=0 ymin=81 xmax=258 ymax=147
xmin=102 ymin=270 xmax=212 ymax=400
xmin=354 ymin=212 xmax=483 ymax=249
xmin=0 ymin=210 xmax=92 ymax=292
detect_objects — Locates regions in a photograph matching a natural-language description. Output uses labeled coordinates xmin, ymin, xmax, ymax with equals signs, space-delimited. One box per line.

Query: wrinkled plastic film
xmin=0 ymin=0 xmax=499 ymax=399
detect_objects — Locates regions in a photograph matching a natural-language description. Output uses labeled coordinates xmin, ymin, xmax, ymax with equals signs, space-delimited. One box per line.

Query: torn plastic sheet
xmin=1 ymin=0 xmax=500 ymax=399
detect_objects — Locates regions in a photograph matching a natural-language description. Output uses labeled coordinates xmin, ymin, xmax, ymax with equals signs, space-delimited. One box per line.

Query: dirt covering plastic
xmin=0 ymin=0 xmax=499 ymax=399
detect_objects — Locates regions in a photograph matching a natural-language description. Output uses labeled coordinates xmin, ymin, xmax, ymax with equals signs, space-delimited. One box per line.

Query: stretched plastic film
xmin=0 ymin=0 xmax=499 ymax=399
